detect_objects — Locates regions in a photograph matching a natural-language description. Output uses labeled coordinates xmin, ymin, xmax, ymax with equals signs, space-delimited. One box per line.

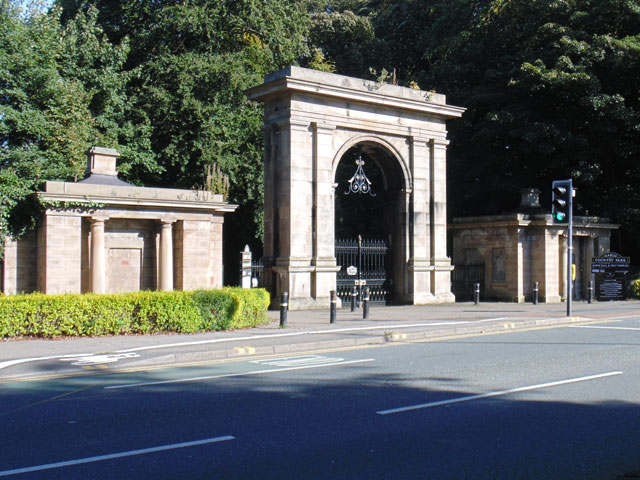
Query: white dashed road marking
xmin=105 ymin=356 xmax=375 ymax=390
xmin=377 ymin=371 xmax=624 ymax=415
xmin=0 ymin=435 xmax=235 ymax=477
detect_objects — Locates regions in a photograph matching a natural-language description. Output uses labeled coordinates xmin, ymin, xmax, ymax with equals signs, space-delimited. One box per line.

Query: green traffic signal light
xmin=553 ymin=211 xmax=566 ymax=222
xmin=551 ymin=180 xmax=571 ymax=224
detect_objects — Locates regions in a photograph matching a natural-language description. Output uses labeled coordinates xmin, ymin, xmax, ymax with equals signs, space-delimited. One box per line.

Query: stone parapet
xmin=41 ymin=181 xmax=235 ymax=212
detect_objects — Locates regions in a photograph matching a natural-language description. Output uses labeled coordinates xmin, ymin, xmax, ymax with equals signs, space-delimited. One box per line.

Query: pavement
xmin=1 ymin=300 xmax=639 ymax=382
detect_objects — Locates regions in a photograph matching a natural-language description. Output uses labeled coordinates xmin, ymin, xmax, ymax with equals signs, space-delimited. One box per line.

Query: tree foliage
xmin=427 ymin=0 xmax=640 ymax=226
xmin=56 ymin=0 xmax=311 ymax=247
xmin=0 ymin=1 xmax=129 ymax=251
xmin=341 ymin=0 xmax=640 ymax=251
xmin=2 ymin=0 xmax=640 ymax=261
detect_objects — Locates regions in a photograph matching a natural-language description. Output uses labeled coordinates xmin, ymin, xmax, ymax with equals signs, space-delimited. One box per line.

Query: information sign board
xmin=591 ymin=252 xmax=630 ymax=301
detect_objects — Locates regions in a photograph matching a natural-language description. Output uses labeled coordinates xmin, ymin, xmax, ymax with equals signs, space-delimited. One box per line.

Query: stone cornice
xmin=449 ymin=213 xmax=619 ymax=231
xmin=246 ymin=66 xmax=465 ymax=119
xmin=38 ymin=181 xmax=238 ymax=213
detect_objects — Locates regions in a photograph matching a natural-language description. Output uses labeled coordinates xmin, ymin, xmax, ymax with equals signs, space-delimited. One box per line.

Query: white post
xmin=241 ymin=245 xmax=252 ymax=288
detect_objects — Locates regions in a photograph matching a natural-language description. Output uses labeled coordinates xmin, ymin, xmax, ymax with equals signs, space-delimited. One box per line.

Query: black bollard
xmin=474 ymin=283 xmax=480 ymax=305
xmin=533 ymin=281 xmax=539 ymax=305
xmin=363 ymin=286 xmax=370 ymax=319
xmin=351 ymin=285 xmax=357 ymax=312
xmin=279 ymin=292 xmax=288 ymax=328
xmin=330 ymin=290 xmax=337 ymax=324
xmin=588 ymin=281 xmax=593 ymax=304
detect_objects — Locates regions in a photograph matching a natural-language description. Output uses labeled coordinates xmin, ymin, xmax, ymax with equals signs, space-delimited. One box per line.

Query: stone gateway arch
xmin=247 ymin=67 xmax=465 ymax=310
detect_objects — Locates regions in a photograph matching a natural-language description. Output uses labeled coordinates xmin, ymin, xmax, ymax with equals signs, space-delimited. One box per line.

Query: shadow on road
xmin=0 ymin=363 xmax=639 ymax=480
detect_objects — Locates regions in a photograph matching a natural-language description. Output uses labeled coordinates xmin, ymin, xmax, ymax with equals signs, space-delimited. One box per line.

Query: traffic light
xmin=551 ymin=179 xmax=572 ymax=223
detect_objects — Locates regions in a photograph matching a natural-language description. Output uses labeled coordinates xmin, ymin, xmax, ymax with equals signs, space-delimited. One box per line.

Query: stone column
xmin=90 ymin=218 xmax=107 ymax=293
xmin=430 ymin=138 xmax=455 ymax=301
xmin=159 ymin=220 xmax=174 ymax=291
xmin=311 ymin=122 xmax=340 ymax=301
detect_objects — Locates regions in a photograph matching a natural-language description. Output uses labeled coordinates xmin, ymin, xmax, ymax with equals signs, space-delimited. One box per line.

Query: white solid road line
xmin=0 ymin=435 xmax=235 ymax=477
xmin=0 ymin=354 xmax=92 ymax=372
xmin=112 ymin=320 xmax=505 ymax=354
xmin=1 ymin=314 xmax=619 ymax=373
xmin=105 ymin=358 xmax=375 ymax=390
xmin=376 ymin=371 xmax=624 ymax=415
xmin=0 ymin=318 xmax=524 ymax=371
xmin=570 ymin=325 xmax=640 ymax=331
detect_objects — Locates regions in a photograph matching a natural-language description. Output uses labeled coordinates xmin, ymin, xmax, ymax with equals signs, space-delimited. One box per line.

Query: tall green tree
xmin=0 ymin=1 xmax=130 ymax=252
xmin=57 ymin=0 xmax=312 ymax=249
xmin=432 ymin=0 xmax=640 ymax=222
xmin=361 ymin=0 xmax=640 ymax=252
xmin=307 ymin=1 xmax=376 ymax=77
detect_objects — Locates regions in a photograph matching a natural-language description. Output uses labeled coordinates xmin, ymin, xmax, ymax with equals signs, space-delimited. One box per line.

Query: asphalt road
xmin=1 ymin=317 xmax=639 ymax=479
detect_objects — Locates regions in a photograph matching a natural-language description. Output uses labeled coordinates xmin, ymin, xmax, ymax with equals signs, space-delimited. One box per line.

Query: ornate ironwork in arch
xmin=331 ymin=136 xmax=412 ymax=193
xmin=345 ymin=156 xmax=376 ymax=196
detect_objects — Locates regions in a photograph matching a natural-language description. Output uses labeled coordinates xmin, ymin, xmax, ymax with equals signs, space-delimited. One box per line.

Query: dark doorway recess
xmin=334 ymin=144 xmax=403 ymax=305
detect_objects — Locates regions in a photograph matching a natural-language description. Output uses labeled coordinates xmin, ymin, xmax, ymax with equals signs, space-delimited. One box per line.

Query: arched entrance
xmin=334 ymin=143 xmax=406 ymax=305
xmin=246 ymin=66 xmax=465 ymax=310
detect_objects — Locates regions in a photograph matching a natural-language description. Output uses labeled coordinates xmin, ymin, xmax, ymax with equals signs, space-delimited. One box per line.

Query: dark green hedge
xmin=0 ymin=288 xmax=270 ymax=339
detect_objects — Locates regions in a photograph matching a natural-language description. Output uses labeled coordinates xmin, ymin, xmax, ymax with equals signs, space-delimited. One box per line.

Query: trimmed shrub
xmin=631 ymin=278 xmax=640 ymax=299
xmin=192 ymin=289 xmax=235 ymax=331
xmin=225 ymin=287 xmax=272 ymax=330
xmin=0 ymin=288 xmax=270 ymax=339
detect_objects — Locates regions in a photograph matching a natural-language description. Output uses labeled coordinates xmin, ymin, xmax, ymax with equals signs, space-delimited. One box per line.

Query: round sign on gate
xmin=347 ymin=265 xmax=357 ymax=276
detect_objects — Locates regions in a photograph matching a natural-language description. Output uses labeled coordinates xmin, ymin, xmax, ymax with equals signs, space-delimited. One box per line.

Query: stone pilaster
xmin=271 ymin=118 xmax=316 ymax=309
xmin=408 ymin=136 xmax=434 ymax=304
xmin=430 ymin=139 xmax=455 ymax=302
xmin=159 ymin=220 xmax=174 ymax=291
xmin=311 ymin=122 xmax=340 ymax=301
xmin=210 ymin=216 xmax=224 ymax=289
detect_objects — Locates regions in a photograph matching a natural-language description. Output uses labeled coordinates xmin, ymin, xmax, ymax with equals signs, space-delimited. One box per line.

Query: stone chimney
xmin=79 ymin=146 xmax=130 ymax=186
xmin=86 ymin=146 xmax=120 ymax=177
xmin=520 ymin=188 xmax=541 ymax=209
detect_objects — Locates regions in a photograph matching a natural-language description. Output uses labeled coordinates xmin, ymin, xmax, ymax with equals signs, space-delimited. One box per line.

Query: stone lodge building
xmin=449 ymin=188 xmax=619 ymax=302
xmin=0 ymin=147 xmax=237 ymax=295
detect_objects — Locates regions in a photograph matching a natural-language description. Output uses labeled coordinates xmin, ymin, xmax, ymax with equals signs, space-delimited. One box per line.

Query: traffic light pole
xmin=553 ymin=179 xmax=573 ymax=317
xmin=566 ymin=187 xmax=573 ymax=317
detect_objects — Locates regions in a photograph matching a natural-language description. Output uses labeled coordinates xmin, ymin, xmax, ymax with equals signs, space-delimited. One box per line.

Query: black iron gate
xmin=451 ymin=264 xmax=485 ymax=301
xmin=336 ymin=236 xmax=392 ymax=306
